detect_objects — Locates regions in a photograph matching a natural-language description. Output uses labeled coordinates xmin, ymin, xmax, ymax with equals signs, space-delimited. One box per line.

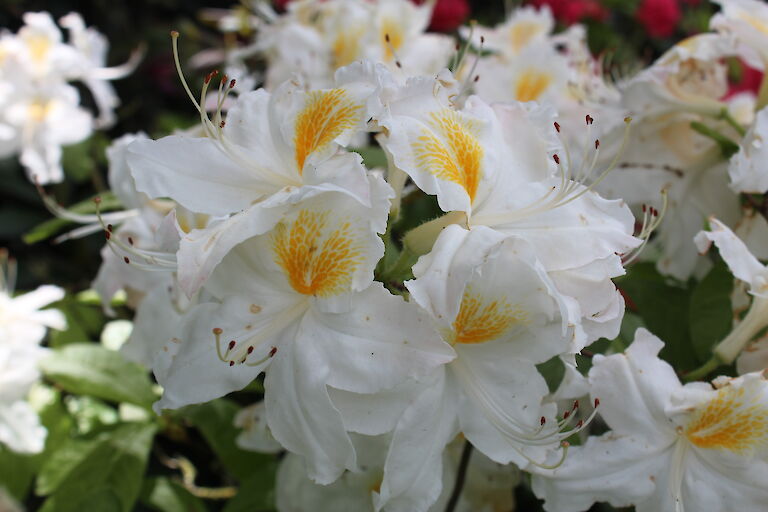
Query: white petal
xmin=0 ymin=401 xmax=47 ymax=454
xmin=265 ymin=335 xmax=356 ymax=485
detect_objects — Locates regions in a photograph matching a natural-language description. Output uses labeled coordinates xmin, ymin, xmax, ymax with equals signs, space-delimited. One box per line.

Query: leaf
xmin=352 ymin=146 xmax=388 ymax=170
xmin=40 ymin=344 xmax=157 ymax=408
xmin=140 ymin=477 xmax=207 ymax=512
xmin=0 ymin=447 xmax=38 ymax=501
xmin=48 ymin=299 xmax=106 ymax=348
xmin=536 ymin=356 xmax=566 ymax=393
xmin=617 ymin=263 xmax=696 ymax=370
xmin=222 ymin=463 xmax=278 ymax=512
xmin=38 ymin=422 xmax=157 ymax=512
xmin=36 ymin=437 xmax=103 ymax=495
xmin=180 ymin=399 xmax=276 ymax=481
xmin=689 ymin=260 xmax=734 ymax=361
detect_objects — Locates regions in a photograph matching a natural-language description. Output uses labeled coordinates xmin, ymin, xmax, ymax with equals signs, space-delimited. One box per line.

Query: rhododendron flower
xmin=127 ymin=61 xmax=386 ymax=294
xmin=152 ymin=184 xmax=455 ymax=483
xmin=635 ymin=0 xmax=682 ymax=39
xmin=712 ymin=0 xmax=768 ymax=63
xmin=532 ymin=329 xmax=768 ymax=512
xmin=728 ymin=107 xmax=768 ymax=194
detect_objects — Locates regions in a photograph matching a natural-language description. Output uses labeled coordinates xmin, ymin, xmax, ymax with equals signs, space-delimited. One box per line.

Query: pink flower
xmin=634 ymin=0 xmax=682 ymax=39
xmin=427 ymin=0 xmax=470 ymax=32
xmin=529 ymin=0 xmax=608 ymax=25
xmin=724 ymin=60 xmax=764 ymax=99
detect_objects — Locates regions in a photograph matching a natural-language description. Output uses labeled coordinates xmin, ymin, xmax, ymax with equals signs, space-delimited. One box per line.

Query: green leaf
xmin=536 ymin=356 xmax=566 ymax=393
xmin=222 ymin=463 xmax=278 ymax=512
xmin=140 ymin=477 xmax=207 ymax=512
xmin=180 ymin=399 xmax=276 ymax=481
xmin=38 ymin=422 xmax=157 ymax=512
xmin=36 ymin=437 xmax=103 ymax=495
xmin=62 ymin=138 xmax=96 ymax=183
xmin=352 ymin=146 xmax=388 ymax=169
xmin=689 ymin=260 xmax=734 ymax=361
xmin=617 ymin=263 xmax=696 ymax=370
xmin=0 ymin=447 xmax=38 ymax=501
xmin=48 ymin=299 xmax=106 ymax=348
xmin=40 ymin=344 xmax=157 ymax=408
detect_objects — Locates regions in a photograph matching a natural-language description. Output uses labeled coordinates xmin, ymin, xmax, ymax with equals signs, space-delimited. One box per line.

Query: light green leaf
xmin=38 ymin=422 xmax=157 ymax=512
xmin=222 ymin=463 xmax=278 ymax=512
xmin=40 ymin=344 xmax=156 ymax=408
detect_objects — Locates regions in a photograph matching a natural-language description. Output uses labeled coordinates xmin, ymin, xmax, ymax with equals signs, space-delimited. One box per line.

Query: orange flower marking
xmin=515 ymin=69 xmax=552 ymax=102
xmin=685 ymin=381 xmax=768 ymax=455
xmin=293 ymin=89 xmax=361 ymax=173
xmin=332 ymin=29 xmax=363 ymax=68
xmin=272 ymin=210 xmax=363 ymax=297
xmin=509 ymin=22 xmax=541 ymax=53
xmin=413 ymin=110 xmax=484 ymax=203
xmin=451 ymin=289 xmax=529 ymax=345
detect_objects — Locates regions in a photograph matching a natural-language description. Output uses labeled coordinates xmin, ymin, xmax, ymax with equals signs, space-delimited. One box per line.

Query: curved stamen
xmin=623 ymin=187 xmax=669 ymax=265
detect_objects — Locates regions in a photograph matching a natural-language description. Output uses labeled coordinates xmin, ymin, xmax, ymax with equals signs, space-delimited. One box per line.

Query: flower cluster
xmin=0 ymin=251 xmax=64 ymax=454
xmin=28 ymin=0 xmax=768 ymax=511
xmin=0 ymin=12 xmax=137 ymax=184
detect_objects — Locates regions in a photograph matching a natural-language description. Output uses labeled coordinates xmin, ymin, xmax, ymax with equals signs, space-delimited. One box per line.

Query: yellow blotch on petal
xmin=293 ymin=89 xmax=361 ymax=173
xmin=451 ymin=289 xmax=529 ymax=345
xmin=25 ymin=34 xmax=51 ymax=64
xmin=272 ymin=210 xmax=363 ymax=297
xmin=27 ymin=100 xmax=52 ymax=122
xmin=414 ymin=110 xmax=484 ymax=203
xmin=685 ymin=381 xmax=768 ymax=455
xmin=332 ymin=28 xmax=363 ymax=68
xmin=380 ymin=17 xmax=403 ymax=61
xmin=514 ymin=69 xmax=552 ymax=102
xmin=509 ymin=22 xmax=542 ymax=53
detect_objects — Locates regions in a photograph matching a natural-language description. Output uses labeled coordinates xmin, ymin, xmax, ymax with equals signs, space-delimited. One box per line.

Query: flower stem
xmin=719 ymin=108 xmax=747 ymax=138
xmin=683 ymin=355 xmax=722 ymax=382
xmin=445 ymin=441 xmax=473 ymax=512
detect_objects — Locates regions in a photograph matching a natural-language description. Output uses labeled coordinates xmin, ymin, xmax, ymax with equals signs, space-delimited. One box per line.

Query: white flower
xmin=532 ymin=328 xmax=768 ymax=512
xmin=465 ymin=5 xmax=554 ymax=58
xmin=711 ymin=0 xmax=768 ymax=64
xmin=151 ymin=184 xmax=454 ymax=484
xmin=729 ymin=107 xmax=768 ymax=194
xmin=695 ymin=217 xmax=768 ymax=364
xmin=127 ymin=66 xmax=384 ymax=295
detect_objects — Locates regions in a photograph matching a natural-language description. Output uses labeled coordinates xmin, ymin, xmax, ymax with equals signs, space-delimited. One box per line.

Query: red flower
xmin=529 ymin=0 xmax=608 ymax=25
xmin=634 ymin=0 xmax=682 ymax=39
xmin=725 ymin=60 xmax=765 ymax=100
xmin=428 ymin=0 xmax=470 ymax=32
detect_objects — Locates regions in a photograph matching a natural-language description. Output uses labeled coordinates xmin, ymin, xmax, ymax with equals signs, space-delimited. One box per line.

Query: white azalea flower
xmin=152 ymin=184 xmax=454 ymax=484
xmin=465 ymin=5 xmax=554 ymax=58
xmin=532 ymin=328 xmax=768 ymax=512
xmin=234 ymin=401 xmax=283 ymax=453
xmin=711 ymin=0 xmax=768 ymax=64
xmin=127 ymin=61 xmax=387 ymax=295
xmin=0 ymin=255 xmax=64 ymax=454
xmin=695 ymin=217 xmax=768 ymax=364
xmin=337 ymin=226 xmax=591 ymax=511
xmin=256 ymin=0 xmax=454 ymax=90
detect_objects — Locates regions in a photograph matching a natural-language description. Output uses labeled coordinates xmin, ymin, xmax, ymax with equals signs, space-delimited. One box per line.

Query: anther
xmin=228 ymin=340 xmax=236 ymax=351
xmin=563 ymin=410 xmax=570 ymax=419
xmin=128 ymin=236 xmax=134 ymax=246
xmin=573 ymin=400 xmax=579 ymax=410
xmin=385 ymin=33 xmax=390 ymax=43
xmin=220 ymin=120 xmax=226 ymax=128
xmin=585 ymin=115 xmax=593 ymax=125
xmin=123 ymin=256 xmax=130 ymax=264
xmin=480 ymin=35 xmax=485 ymax=44
xmin=594 ymin=398 xmax=600 ymax=408
xmin=473 ymin=75 xmax=479 ymax=82
xmin=595 ymin=139 xmax=600 ymax=149
xmin=576 ymin=420 xmax=584 ymax=428
xmin=540 ymin=416 xmax=546 ymax=426
xmin=229 ymin=361 xmax=234 ymax=366
xmin=107 ymin=224 xmax=113 ymax=232
xmin=247 ymin=346 xmax=254 ymax=355
xmin=553 ymin=154 xmax=560 ymax=164
xmin=104 ymin=230 xmax=111 ymax=240
xmin=269 ymin=346 xmax=277 ymax=357
xmin=229 ymin=79 xmax=236 ymax=89
xmin=642 ymin=204 xmax=647 ymax=213
xmin=554 ymin=121 xmax=560 ymax=132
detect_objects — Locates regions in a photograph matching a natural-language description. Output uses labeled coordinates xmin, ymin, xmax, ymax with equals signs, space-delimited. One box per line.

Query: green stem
xmin=719 ymin=108 xmax=747 ymax=138
xmin=445 ymin=441 xmax=473 ymax=512
xmin=756 ymin=59 xmax=768 ymax=111
xmin=683 ymin=355 xmax=722 ymax=382
xmin=689 ymin=121 xmax=739 ymax=159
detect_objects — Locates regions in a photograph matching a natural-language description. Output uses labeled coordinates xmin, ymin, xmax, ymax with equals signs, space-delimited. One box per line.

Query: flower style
xmin=127 ymin=59 xmax=385 ymax=295
xmin=532 ymin=328 xmax=768 ymax=512
xmin=152 ymin=183 xmax=454 ymax=484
